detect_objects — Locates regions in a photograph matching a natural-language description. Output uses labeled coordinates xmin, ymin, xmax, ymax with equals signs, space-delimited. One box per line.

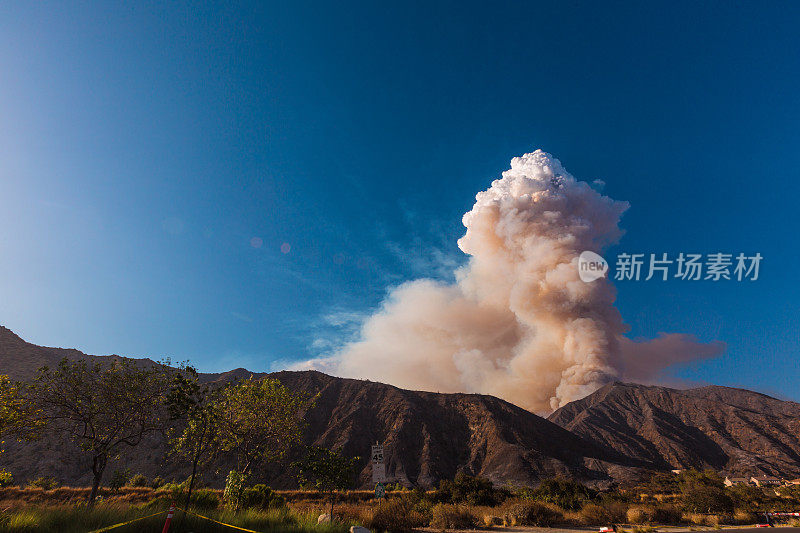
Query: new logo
xmin=578 ymin=251 xmax=608 ymax=282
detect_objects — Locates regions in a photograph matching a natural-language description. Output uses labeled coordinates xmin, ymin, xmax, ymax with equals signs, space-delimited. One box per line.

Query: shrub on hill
xmin=368 ymin=496 xmax=430 ymax=532
xmin=108 ymin=469 xmax=130 ymax=492
xmin=430 ymin=503 xmax=478 ymax=529
xmin=240 ymin=484 xmax=286 ymax=510
xmin=127 ymin=474 xmax=148 ymax=487
xmin=503 ymin=500 xmax=563 ymax=526
xmin=432 ymin=472 xmax=510 ymax=506
xmin=519 ymin=478 xmax=597 ymax=510
xmin=27 ymin=476 xmax=59 ymax=490
xmin=578 ymin=502 xmax=628 ymax=525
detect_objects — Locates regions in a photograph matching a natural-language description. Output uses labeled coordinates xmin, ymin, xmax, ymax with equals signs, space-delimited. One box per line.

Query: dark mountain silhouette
xmin=548 ymin=382 xmax=800 ymax=478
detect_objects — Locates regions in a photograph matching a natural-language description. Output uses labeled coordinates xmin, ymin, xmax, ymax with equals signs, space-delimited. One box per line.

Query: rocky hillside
xmin=0 ymin=326 xmax=636 ymax=487
xmin=0 ymin=326 xmax=88 ymax=380
xmin=548 ymin=382 xmax=800 ymax=478
xmin=3 ymin=327 xmax=799 ymax=486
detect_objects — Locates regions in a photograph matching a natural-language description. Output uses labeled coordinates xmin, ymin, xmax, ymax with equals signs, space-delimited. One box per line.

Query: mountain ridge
xmin=2 ymin=326 xmax=799 ymax=486
xmin=0 ymin=326 xmax=637 ymax=487
xmin=548 ymin=381 xmax=800 ymax=478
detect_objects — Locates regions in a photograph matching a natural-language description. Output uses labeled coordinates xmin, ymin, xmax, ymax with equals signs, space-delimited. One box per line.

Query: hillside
xmin=0 ymin=326 xmax=88 ymax=380
xmin=4 ymin=327 xmax=799 ymax=486
xmin=548 ymin=382 xmax=800 ymax=478
xmin=0 ymin=327 xmax=637 ymax=487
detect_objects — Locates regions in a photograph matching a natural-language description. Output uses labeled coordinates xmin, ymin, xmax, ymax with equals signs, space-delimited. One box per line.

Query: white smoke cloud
xmin=296 ymin=150 xmax=725 ymax=414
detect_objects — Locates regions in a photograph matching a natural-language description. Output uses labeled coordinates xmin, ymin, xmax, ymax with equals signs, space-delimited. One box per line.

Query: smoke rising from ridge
xmin=299 ymin=150 xmax=724 ymax=413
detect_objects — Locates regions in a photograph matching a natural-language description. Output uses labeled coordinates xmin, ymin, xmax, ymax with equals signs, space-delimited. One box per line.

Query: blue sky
xmin=1 ymin=2 xmax=799 ymax=400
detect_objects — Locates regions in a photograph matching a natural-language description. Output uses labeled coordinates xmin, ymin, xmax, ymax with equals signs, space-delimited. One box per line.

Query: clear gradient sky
xmin=1 ymin=2 xmax=799 ymax=400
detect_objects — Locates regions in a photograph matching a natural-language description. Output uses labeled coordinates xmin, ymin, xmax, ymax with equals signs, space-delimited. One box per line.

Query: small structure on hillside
xmin=724 ymin=476 xmax=751 ymax=486
xmin=750 ymin=475 xmax=782 ymax=486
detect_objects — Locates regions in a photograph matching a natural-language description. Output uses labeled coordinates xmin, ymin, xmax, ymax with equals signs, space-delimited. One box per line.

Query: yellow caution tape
xmin=86 ymin=509 xmax=168 ymax=533
xmin=177 ymin=507 xmax=261 ymax=532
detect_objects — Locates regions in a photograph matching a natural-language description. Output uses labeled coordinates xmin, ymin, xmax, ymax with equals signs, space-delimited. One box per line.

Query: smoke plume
xmin=300 ymin=150 xmax=724 ymax=414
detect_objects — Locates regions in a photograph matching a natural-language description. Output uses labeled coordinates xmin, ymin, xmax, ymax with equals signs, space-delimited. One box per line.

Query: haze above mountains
xmin=1 ymin=325 xmax=798 ymax=488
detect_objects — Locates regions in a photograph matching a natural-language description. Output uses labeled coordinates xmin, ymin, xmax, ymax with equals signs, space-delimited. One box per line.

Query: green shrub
xmin=128 ymin=473 xmax=148 ymax=487
xmin=150 ymin=476 xmax=165 ymax=489
xmin=240 ymin=484 xmax=286 ymax=510
xmin=0 ymin=470 xmax=12 ymax=487
xmin=157 ymin=481 xmax=186 ymax=498
xmin=682 ymin=485 xmax=733 ymax=513
xmin=223 ymin=470 xmax=249 ymax=509
xmin=187 ymin=489 xmax=220 ymax=510
xmin=28 ymin=476 xmax=59 ymax=490
xmin=519 ymin=478 xmax=598 ymax=511
xmin=432 ymin=473 xmax=509 ymax=506
xmin=143 ymin=489 xmax=218 ymax=512
xmin=108 ymin=469 xmax=130 ymax=492
xmin=430 ymin=504 xmax=477 ymax=530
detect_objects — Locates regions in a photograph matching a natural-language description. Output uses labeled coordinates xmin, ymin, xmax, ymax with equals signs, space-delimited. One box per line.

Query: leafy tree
xmin=215 ymin=377 xmax=306 ymax=508
xmin=679 ymin=470 xmax=732 ymax=513
xmin=727 ymin=484 xmax=768 ymax=509
xmin=678 ymin=469 xmax=725 ymax=489
xmin=224 ymin=470 xmax=250 ymax=510
xmin=0 ymin=375 xmax=37 ymax=452
xmin=167 ymin=366 xmax=222 ymax=511
xmin=30 ymin=358 xmax=175 ymax=506
xmin=294 ymin=445 xmax=358 ymax=517
xmin=682 ymin=484 xmax=733 ymax=513
xmin=642 ymin=471 xmax=681 ymax=495
xmin=0 ymin=376 xmax=39 ymax=490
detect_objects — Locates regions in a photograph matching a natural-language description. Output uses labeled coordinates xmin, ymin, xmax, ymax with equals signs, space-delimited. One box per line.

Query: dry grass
xmin=365 ymin=497 xmax=430 ymax=532
xmin=501 ymin=499 xmax=563 ymax=527
xmin=625 ymin=504 xmax=683 ymax=525
xmin=430 ymin=504 xmax=477 ymax=530
xmin=3 ymin=484 xmax=787 ymax=531
xmin=627 ymin=506 xmax=653 ymax=524
xmin=684 ymin=512 xmax=724 ymax=526
xmin=733 ymin=509 xmax=758 ymax=524
xmin=578 ymin=502 xmax=628 ymax=525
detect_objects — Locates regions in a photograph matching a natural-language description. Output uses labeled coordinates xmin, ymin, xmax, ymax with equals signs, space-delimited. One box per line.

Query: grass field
xmin=2 ymin=485 xmax=798 ymax=533
xmin=0 ymin=502 xmax=355 ymax=533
